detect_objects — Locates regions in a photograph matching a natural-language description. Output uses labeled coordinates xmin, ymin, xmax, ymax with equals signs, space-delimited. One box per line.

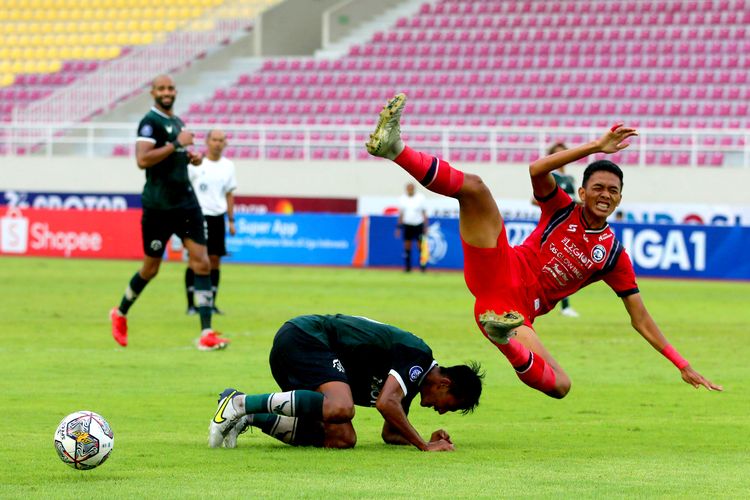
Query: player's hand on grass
xmin=597 ymin=124 xmax=638 ymax=154
xmin=430 ymin=429 xmax=452 ymax=444
xmin=424 ymin=438 xmax=454 ymax=452
xmin=680 ymin=366 xmax=723 ymax=391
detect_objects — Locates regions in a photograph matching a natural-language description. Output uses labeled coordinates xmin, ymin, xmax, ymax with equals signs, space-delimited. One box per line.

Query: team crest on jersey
xmin=150 ymin=240 xmax=162 ymax=251
xmin=591 ymin=244 xmax=607 ymax=263
xmin=139 ymin=124 xmax=153 ymax=137
xmin=409 ymin=366 xmax=423 ymax=382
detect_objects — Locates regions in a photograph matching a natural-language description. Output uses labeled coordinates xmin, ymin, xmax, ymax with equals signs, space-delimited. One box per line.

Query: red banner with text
xmin=0 ymin=207 xmax=143 ymax=259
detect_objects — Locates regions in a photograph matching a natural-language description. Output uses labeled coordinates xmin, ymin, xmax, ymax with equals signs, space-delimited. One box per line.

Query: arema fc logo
xmin=150 ymin=240 xmax=163 ymax=251
xmin=425 ymin=222 xmax=447 ymax=264
xmin=591 ymin=244 xmax=607 ymax=263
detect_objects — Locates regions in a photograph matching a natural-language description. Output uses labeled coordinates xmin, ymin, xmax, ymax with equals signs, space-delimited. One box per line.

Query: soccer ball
xmin=54 ymin=411 xmax=114 ymax=470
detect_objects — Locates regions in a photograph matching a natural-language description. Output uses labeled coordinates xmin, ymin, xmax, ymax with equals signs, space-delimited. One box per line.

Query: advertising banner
xmin=0 ymin=207 xmax=142 ymax=259
xmin=2 ymin=190 xmax=141 ymax=210
xmin=368 ymin=216 xmax=465 ymax=269
xmin=612 ymin=223 xmax=750 ymax=280
xmin=234 ymin=195 xmax=357 ymax=215
xmin=225 ymin=213 xmax=366 ymax=266
xmin=359 ymin=195 xmax=750 ymax=226
xmin=367 ymin=215 xmax=750 ymax=280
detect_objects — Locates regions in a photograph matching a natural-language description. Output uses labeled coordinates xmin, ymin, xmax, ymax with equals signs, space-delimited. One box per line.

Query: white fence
xmin=0 ymin=122 xmax=748 ymax=167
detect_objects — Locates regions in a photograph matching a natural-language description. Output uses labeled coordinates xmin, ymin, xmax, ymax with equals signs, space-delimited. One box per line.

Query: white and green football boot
xmin=366 ymin=93 xmax=407 ymax=160
xmin=479 ymin=310 xmax=525 ymax=345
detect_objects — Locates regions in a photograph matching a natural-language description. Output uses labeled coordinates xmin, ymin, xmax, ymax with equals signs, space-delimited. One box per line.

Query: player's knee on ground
xmin=324 ymin=425 xmax=357 ymax=449
xmin=322 ymin=399 xmax=355 ymax=423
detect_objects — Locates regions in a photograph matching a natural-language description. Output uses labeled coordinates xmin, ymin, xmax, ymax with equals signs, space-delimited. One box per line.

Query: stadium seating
xmin=0 ymin=0 xmax=279 ymax=123
xmin=175 ymin=0 xmax=748 ymax=165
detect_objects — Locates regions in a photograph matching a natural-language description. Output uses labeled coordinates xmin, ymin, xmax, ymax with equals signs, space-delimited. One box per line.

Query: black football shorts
xmin=269 ymin=322 xmax=348 ymax=391
xmin=141 ymin=206 xmax=207 ymax=257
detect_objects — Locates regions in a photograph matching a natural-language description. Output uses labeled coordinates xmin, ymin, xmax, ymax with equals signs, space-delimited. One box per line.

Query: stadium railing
xmin=1 ymin=122 xmax=747 ymax=168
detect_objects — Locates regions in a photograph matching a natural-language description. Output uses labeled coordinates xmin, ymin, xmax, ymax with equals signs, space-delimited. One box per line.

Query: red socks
xmin=516 ymin=352 xmax=557 ymax=394
xmin=394 ymin=146 xmax=464 ymax=196
xmin=494 ymin=339 xmax=557 ymax=394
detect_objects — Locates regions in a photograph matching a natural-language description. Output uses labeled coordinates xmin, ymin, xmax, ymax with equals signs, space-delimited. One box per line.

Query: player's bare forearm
xmin=375 ymin=377 xmax=434 ymax=450
xmin=136 ymin=143 xmax=176 ymax=169
xmin=381 ymin=422 xmax=411 ymax=446
xmin=376 ymin=396 xmax=427 ymax=450
xmin=622 ymin=294 xmax=669 ymax=350
xmin=529 ymin=141 xmax=599 ymax=198
xmin=531 ymin=141 xmax=599 ymax=178
xmin=622 ymin=294 xmax=723 ymax=391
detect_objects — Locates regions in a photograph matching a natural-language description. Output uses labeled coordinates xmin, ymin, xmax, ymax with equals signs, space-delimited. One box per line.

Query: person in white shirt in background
xmin=186 ymin=129 xmax=237 ymax=314
xmin=396 ymin=182 xmax=428 ymax=273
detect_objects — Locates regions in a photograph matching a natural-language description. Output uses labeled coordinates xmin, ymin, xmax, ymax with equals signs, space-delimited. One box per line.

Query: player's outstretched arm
xmin=375 ymin=376 xmax=454 ymax=451
xmin=621 ymin=293 xmax=723 ymax=391
xmin=529 ymin=124 xmax=638 ymax=198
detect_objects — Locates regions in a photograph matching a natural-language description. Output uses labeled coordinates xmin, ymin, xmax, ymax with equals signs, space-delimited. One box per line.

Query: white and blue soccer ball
xmin=54 ymin=411 xmax=114 ymax=470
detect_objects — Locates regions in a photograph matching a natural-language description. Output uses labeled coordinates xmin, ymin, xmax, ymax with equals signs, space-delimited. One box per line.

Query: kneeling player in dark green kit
xmin=208 ymin=314 xmax=484 ymax=451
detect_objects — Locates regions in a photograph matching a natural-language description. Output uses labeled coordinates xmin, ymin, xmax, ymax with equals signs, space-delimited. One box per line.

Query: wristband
xmin=661 ymin=345 xmax=689 ymax=370
xmin=171 ymin=139 xmax=182 ymax=150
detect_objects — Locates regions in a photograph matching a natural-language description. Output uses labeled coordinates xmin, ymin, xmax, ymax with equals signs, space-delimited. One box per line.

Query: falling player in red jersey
xmin=366 ymin=94 xmax=722 ymax=398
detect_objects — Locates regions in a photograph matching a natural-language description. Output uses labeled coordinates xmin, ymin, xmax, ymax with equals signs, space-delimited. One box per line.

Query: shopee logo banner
xmin=0 ymin=207 xmax=142 ymax=259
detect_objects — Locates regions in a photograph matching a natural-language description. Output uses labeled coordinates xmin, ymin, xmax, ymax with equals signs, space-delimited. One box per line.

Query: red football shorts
xmin=462 ymin=229 xmax=535 ymax=336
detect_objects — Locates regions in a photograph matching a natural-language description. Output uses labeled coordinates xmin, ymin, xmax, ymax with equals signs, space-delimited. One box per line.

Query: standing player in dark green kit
xmin=109 ymin=74 xmax=230 ymax=351
xmin=208 ymin=314 xmax=484 ymax=451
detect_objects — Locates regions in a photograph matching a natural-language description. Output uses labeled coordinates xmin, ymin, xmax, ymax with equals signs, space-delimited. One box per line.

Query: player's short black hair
xmin=547 ymin=142 xmax=567 ymax=155
xmin=582 ymin=160 xmax=624 ymax=190
xmin=442 ymin=361 xmax=485 ymax=414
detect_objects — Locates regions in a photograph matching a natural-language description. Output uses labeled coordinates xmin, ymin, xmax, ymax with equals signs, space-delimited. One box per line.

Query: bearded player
xmin=366 ymin=93 xmax=722 ymax=398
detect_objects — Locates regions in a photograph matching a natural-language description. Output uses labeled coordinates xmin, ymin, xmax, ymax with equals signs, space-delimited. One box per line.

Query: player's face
xmin=206 ymin=132 xmax=227 ymax=156
xmin=420 ymin=384 xmax=462 ymax=414
xmin=151 ymin=77 xmax=177 ymax=111
xmin=579 ymin=171 xmax=622 ymax=223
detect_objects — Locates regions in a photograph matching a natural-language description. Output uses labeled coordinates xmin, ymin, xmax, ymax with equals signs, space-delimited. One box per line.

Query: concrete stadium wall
xmin=2 ymin=157 xmax=748 ymax=206
xmin=256 ymin=0 xmax=342 ymax=55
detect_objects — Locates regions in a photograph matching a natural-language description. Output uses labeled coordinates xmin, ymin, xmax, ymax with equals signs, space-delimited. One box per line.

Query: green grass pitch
xmin=0 ymin=256 xmax=748 ymax=498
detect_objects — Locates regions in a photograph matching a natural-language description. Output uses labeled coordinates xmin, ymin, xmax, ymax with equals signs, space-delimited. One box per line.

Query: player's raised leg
xmin=366 ymin=93 xmax=501 ymax=248
xmin=367 ymin=94 xmax=569 ymax=398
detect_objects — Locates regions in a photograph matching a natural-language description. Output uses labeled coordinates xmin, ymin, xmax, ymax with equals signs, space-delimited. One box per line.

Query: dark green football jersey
xmin=136 ymin=107 xmax=198 ymax=210
xmin=552 ymin=171 xmax=577 ymax=197
xmin=289 ymin=314 xmax=436 ymax=407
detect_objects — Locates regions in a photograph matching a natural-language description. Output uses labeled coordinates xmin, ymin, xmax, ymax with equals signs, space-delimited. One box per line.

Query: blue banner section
xmin=369 ymin=216 xmax=464 ymax=269
xmin=611 ymin=222 xmax=750 ymax=280
xmin=1 ymin=190 xmax=141 ymax=210
xmin=224 ymin=213 xmax=361 ymax=266
xmin=368 ymin=216 xmax=750 ymax=280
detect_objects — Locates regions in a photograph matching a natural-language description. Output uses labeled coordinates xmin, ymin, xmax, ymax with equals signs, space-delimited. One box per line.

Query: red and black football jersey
xmin=517 ymin=185 xmax=639 ymax=318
